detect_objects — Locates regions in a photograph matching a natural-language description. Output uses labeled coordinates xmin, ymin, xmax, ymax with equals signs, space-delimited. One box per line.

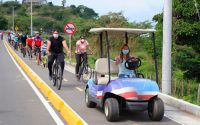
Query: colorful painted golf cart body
xmin=85 ymin=28 xmax=164 ymax=122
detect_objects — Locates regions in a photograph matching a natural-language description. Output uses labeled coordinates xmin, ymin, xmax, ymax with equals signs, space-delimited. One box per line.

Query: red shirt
xmin=34 ymin=37 xmax=42 ymax=47
xmin=26 ymin=38 xmax=33 ymax=46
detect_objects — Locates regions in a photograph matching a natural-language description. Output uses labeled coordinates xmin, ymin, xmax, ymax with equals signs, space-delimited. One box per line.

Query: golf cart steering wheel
xmin=125 ymin=57 xmax=141 ymax=70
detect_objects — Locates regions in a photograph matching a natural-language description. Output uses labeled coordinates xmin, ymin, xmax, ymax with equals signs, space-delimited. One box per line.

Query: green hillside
xmin=0 ymin=1 xmax=200 ymax=105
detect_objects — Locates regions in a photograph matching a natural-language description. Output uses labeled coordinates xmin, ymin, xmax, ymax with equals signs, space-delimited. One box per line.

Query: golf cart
xmin=85 ymin=28 xmax=164 ymax=122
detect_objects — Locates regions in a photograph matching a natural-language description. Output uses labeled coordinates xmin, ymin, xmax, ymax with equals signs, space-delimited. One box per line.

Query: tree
xmin=0 ymin=16 xmax=8 ymax=30
xmin=98 ymin=12 xmax=128 ymax=27
xmin=153 ymin=0 xmax=200 ymax=80
xmin=62 ymin=0 xmax=66 ymax=7
xmin=48 ymin=2 xmax=53 ymax=6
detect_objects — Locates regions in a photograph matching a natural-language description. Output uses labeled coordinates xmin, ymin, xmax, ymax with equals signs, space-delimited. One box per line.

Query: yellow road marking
xmin=75 ymin=87 xmax=84 ymax=92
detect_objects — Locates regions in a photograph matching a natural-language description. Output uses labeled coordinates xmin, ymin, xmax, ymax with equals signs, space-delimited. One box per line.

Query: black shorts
xmin=35 ymin=46 xmax=41 ymax=53
xmin=48 ymin=53 xmax=65 ymax=64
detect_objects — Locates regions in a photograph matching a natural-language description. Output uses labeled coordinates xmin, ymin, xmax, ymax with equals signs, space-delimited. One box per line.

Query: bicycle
xmin=21 ymin=45 xmax=27 ymax=58
xmin=14 ymin=42 xmax=18 ymax=51
xmin=35 ymin=46 xmax=41 ymax=65
xmin=41 ymin=55 xmax=48 ymax=68
xmin=77 ymin=53 xmax=92 ymax=83
xmin=27 ymin=45 xmax=33 ymax=60
xmin=52 ymin=53 xmax=63 ymax=90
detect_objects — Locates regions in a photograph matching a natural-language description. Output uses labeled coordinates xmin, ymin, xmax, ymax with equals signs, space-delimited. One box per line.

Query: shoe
xmin=49 ymin=75 xmax=52 ymax=81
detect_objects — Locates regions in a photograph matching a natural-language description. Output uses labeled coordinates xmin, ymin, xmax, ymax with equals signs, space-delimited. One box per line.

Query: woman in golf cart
xmin=115 ymin=44 xmax=136 ymax=78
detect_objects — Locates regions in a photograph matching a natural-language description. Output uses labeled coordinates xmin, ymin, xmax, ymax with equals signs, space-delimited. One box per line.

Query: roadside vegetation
xmin=0 ymin=0 xmax=199 ymax=105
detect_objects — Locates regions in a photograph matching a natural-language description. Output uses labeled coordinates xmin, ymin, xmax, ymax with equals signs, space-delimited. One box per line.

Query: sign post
xmin=64 ymin=22 xmax=76 ymax=63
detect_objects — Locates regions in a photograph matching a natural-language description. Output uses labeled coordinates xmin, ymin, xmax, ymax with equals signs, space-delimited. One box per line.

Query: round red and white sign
xmin=64 ymin=22 xmax=76 ymax=35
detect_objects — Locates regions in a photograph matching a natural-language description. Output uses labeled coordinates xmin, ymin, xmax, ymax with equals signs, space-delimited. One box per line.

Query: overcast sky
xmin=4 ymin=0 xmax=164 ymax=22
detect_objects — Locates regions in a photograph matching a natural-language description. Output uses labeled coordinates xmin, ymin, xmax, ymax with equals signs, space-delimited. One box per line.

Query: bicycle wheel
xmin=56 ymin=65 xmax=62 ymax=90
xmin=36 ymin=52 xmax=40 ymax=65
xmin=82 ymin=65 xmax=91 ymax=83
xmin=52 ymin=64 xmax=57 ymax=86
xmin=78 ymin=65 xmax=84 ymax=81
xmin=23 ymin=48 xmax=26 ymax=58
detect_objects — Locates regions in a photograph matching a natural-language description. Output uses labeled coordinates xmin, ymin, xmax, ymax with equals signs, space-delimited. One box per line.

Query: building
xmin=22 ymin=0 xmax=47 ymax=5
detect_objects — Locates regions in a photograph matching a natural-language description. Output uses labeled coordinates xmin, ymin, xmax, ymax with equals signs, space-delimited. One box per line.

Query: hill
xmin=0 ymin=0 xmax=200 ymax=105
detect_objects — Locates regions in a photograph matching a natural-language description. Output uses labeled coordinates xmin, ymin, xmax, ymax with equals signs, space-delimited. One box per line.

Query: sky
xmin=4 ymin=0 xmax=164 ymax=22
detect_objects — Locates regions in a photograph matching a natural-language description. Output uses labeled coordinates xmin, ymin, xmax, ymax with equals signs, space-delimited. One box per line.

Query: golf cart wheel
xmin=148 ymin=97 xmax=164 ymax=121
xmin=85 ymin=89 xmax=96 ymax=108
xmin=104 ymin=98 xmax=119 ymax=122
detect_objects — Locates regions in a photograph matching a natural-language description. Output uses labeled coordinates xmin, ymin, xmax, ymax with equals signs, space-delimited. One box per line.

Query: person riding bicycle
xmin=41 ymin=36 xmax=48 ymax=56
xmin=46 ymin=30 xmax=70 ymax=80
xmin=21 ymin=33 xmax=27 ymax=54
xmin=0 ymin=32 xmax=4 ymax=40
xmin=7 ymin=32 xmax=11 ymax=44
xmin=115 ymin=44 xmax=136 ymax=78
xmin=14 ymin=34 xmax=19 ymax=50
xmin=75 ymin=35 xmax=93 ymax=78
xmin=26 ymin=35 xmax=33 ymax=58
xmin=33 ymin=33 xmax=42 ymax=64
xmin=21 ymin=34 xmax=27 ymax=48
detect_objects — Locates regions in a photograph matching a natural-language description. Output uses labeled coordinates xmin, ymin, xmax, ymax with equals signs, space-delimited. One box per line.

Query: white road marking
xmin=76 ymin=87 xmax=84 ymax=92
xmin=4 ymin=42 xmax=65 ymax=125
xmin=63 ymin=78 xmax=68 ymax=82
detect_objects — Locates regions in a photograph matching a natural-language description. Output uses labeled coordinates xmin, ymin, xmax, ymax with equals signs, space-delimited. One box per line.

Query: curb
xmin=4 ymin=41 xmax=87 ymax=125
xmin=158 ymin=93 xmax=200 ymax=117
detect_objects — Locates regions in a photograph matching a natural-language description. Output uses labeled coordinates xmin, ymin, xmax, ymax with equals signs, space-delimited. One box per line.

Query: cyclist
xmin=0 ymin=32 xmax=3 ymax=40
xmin=75 ymin=35 xmax=93 ymax=78
xmin=21 ymin=33 xmax=27 ymax=55
xmin=26 ymin=35 xmax=33 ymax=58
xmin=115 ymin=44 xmax=136 ymax=78
xmin=41 ymin=38 xmax=48 ymax=67
xmin=41 ymin=36 xmax=48 ymax=56
xmin=14 ymin=34 xmax=19 ymax=50
xmin=18 ymin=33 xmax=23 ymax=50
xmin=33 ymin=33 xmax=42 ymax=65
xmin=7 ymin=32 xmax=11 ymax=44
xmin=46 ymin=30 xmax=70 ymax=80
xmin=11 ymin=33 xmax=15 ymax=46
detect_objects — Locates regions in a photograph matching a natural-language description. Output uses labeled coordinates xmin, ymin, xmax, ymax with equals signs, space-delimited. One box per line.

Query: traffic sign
xmin=64 ymin=22 xmax=76 ymax=35
xmin=15 ymin=26 xmax=19 ymax=31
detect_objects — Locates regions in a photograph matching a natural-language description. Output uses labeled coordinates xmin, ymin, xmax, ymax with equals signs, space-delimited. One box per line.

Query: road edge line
xmin=4 ymin=41 xmax=88 ymax=125
xmin=3 ymin=41 xmax=65 ymax=125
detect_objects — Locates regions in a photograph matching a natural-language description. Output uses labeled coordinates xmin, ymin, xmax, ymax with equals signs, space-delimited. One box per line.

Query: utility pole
xmin=162 ymin=0 xmax=172 ymax=95
xmin=12 ymin=6 xmax=15 ymax=32
xmin=30 ymin=0 xmax=33 ymax=36
xmin=194 ymin=0 xmax=200 ymax=20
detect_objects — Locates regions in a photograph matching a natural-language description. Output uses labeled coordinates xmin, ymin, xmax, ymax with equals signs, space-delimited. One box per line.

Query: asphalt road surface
xmin=0 ymin=40 xmax=182 ymax=125
xmin=0 ymin=40 xmax=60 ymax=125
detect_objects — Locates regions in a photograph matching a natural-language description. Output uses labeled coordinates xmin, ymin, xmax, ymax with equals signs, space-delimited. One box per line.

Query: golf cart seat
xmin=95 ymin=58 xmax=119 ymax=84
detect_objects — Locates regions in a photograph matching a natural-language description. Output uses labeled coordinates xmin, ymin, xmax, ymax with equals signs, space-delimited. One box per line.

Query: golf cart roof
xmin=89 ymin=28 xmax=156 ymax=34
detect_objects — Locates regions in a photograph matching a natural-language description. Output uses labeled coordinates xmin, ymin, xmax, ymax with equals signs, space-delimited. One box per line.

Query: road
xmin=0 ymin=40 xmax=62 ymax=125
xmin=0 ymin=39 xmax=183 ymax=125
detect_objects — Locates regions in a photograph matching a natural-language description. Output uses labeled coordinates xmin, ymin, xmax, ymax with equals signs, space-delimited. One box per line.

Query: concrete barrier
xmin=4 ymin=41 xmax=87 ymax=125
xmin=159 ymin=93 xmax=200 ymax=117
